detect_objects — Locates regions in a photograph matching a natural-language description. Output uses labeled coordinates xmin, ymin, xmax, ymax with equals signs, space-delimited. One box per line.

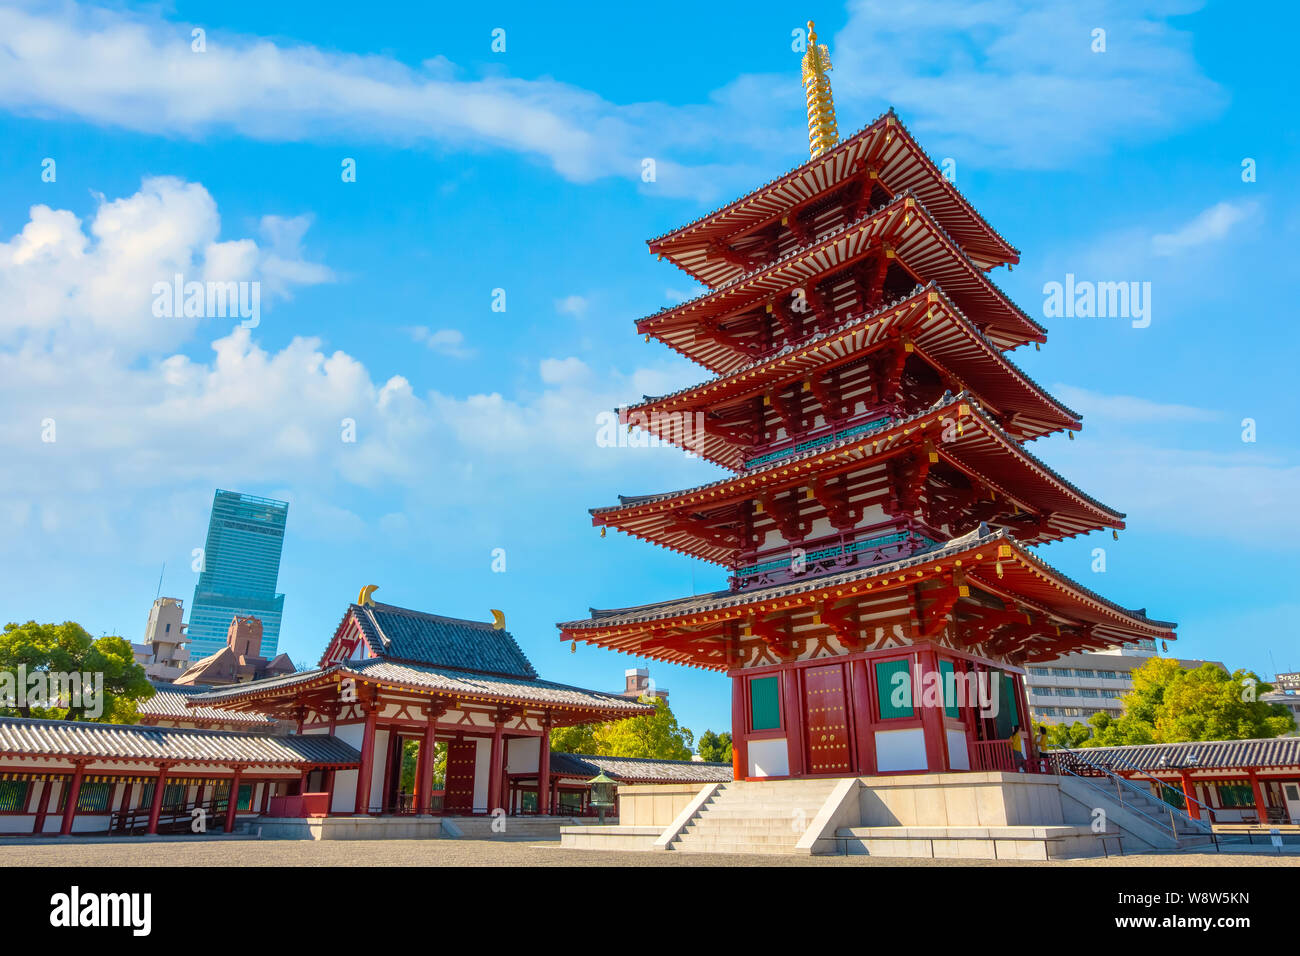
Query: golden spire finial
xmin=801 ymin=19 xmax=839 ymax=159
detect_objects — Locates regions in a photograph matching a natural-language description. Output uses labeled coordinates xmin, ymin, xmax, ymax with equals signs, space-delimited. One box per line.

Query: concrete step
xmin=670 ymin=840 xmax=809 ymax=855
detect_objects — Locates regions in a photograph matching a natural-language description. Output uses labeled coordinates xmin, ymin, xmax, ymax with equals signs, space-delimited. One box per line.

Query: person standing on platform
xmin=1008 ymin=724 xmax=1026 ymax=771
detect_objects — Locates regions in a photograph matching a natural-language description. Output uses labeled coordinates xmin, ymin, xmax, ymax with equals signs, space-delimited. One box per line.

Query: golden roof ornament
xmin=801 ymin=20 xmax=839 ymax=158
xmin=357 ymin=584 xmax=378 ymax=606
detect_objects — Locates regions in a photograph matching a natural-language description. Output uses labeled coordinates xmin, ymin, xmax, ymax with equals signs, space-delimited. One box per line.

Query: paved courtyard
xmin=1 ymin=836 xmax=1296 ymax=867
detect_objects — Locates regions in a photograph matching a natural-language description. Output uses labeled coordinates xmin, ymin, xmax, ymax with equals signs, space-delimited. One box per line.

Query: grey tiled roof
xmin=549 ymin=751 xmax=733 ymax=783
xmin=189 ymin=659 xmax=654 ymax=715
xmin=138 ymin=681 xmax=276 ymax=726
xmin=1070 ymin=738 xmax=1300 ymax=773
xmin=348 ymin=602 xmax=537 ymax=679
xmin=0 ymin=716 xmax=361 ymax=767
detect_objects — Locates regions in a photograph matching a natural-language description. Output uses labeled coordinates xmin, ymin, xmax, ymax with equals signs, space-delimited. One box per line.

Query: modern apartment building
xmin=187 ymin=490 xmax=289 ymax=660
xmin=131 ymin=596 xmax=192 ymax=683
xmin=1026 ymin=642 xmax=1225 ymax=725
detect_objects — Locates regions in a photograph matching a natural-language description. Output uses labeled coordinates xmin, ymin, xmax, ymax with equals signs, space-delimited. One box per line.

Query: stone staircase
xmin=667 ymin=779 xmax=842 ymax=855
xmin=1056 ymin=769 xmax=1217 ymax=853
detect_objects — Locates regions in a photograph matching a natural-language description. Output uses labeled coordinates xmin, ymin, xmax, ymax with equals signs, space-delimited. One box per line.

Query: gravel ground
xmin=1 ymin=836 xmax=1296 ymax=867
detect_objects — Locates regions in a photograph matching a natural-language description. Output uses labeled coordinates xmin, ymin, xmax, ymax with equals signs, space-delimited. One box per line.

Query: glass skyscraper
xmin=187 ymin=490 xmax=289 ymax=660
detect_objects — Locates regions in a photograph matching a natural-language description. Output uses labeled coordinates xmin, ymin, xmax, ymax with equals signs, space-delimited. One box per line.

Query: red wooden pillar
xmin=1249 ymin=771 xmax=1269 ymax=824
xmin=325 ymin=771 xmax=336 ymax=813
xmin=1179 ymin=772 xmax=1201 ymax=820
xmin=487 ymin=722 xmax=505 ymax=812
xmin=59 ymin=763 xmax=86 ymax=836
xmin=353 ymin=703 xmax=379 ymax=814
xmin=781 ymin=666 xmax=805 ymax=776
xmin=224 ymin=768 xmax=243 ymax=833
xmin=147 ymin=766 xmax=169 ymax=835
xmin=35 ymin=775 xmax=58 ymax=835
xmin=730 ymin=674 xmax=748 ymax=781
xmin=117 ymin=780 xmax=134 ymax=832
xmin=537 ymin=720 xmax=552 ymax=815
xmin=849 ymin=659 xmax=875 ymax=775
xmin=916 ymin=647 xmax=948 ymax=773
xmin=418 ymin=719 xmax=437 ymax=815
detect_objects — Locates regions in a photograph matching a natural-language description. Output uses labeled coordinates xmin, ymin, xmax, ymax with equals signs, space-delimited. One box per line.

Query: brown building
xmin=174 ymin=615 xmax=295 ymax=687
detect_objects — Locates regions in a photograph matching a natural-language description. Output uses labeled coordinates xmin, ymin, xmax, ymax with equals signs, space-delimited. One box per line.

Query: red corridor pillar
xmin=60 ymin=763 xmax=85 ymax=836
xmin=354 ymin=703 xmax=379 ymax=814
xmin=418 ymin=718 xmax=436 ymax=815
xmin=537 ymin=720 xmax=552 ymax=815
xmin=147 ymin=766 xmax=169 ymax=835
xmin=730 ymin=675 xmax=748 ymax=781
xmin=225 ymin=768 xmax=243 ymax=833
xmin=487 ymin=722 xmax=505 ymax=813
xmin=1180 ymin=772 xmax=1201 ymax=820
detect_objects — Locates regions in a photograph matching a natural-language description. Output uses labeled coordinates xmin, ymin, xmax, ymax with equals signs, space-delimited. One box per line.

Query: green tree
xmin=549 ymin=721 xmax=598 ymax=755
xmin=1044 ymin=720 xmax=1092 ymax=749
xmin=697 ymin=729 xmax=733 ymax=763
xmin=0 ymin=621 xmax=153 ymax=722
xmin=551 ymin=697 xmax=694 ymax=760
xmin=1156 ymin=666 xmax=1294 ymax=741
xmin=1073 ymin=658 xmax=1294 ymax=746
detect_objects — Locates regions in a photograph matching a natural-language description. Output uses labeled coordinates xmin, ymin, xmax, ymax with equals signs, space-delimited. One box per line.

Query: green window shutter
xmin=76 ymin=781 xmax=111 ymax=812
xmin=237 ymin=784 xmax=253 ymax=811
xmin=0 ymin=780 xmax=27 ymax=812
xmin=939 ymin=660 xmax=959 ymax=719
xmin=749 ymin=676 xmax=781 ymax=731
xmin=876 ymin=659 xmax=914 ymax=719
xmin=992 ymin=672 xmax=1020 ymax=738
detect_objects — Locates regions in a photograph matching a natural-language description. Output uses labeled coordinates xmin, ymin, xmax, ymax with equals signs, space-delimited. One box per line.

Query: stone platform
xmin=252 ymin=815 xmax=443 ymax=840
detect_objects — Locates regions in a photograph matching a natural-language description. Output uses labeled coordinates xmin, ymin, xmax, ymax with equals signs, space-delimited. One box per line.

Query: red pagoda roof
xmin=593 ymin=394 xmax=1122 ymax=561
xmin=558 ymin=527 xmax=1174 ymax=671
xmin=623 ymin=283 xmax=1079 ymax=469
xmin=648 ymin=110 xmax=1020 ymax=281
xmin=637 ymin=192 xmax=1045 ymax=362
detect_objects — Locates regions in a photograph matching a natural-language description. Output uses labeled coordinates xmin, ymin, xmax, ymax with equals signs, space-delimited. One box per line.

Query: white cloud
xmin=0 ymin=177 xmax=706 ymax=565
xmin=1052 ymin=385 xmax=1222 ymax=424
xmin=409 ymin=326 xmax=474 ymax=359
xmin=1152 ymin=201 xmax=1258 ymax=257
xmin=0 ymin=0 xmax=1223 ymax=212
xmin=832 ymin=0 xmax=1225 ymax=169
xmin=0 ymin=3 xmax=773 ymax=201
xmin=0 ymin=175 xmax=331 ymax=356
xmin=555 ymin=295 xmax=589 ymax=318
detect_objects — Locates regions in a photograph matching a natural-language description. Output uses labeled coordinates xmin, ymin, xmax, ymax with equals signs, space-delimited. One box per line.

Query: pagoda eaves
xmin=638 ymin=191 xmax=1046 ymax=365
xmin=622 ymin=282 xmax=1081 ymax=470
xmin=648 ymin=111 xmax=1021 ymax=280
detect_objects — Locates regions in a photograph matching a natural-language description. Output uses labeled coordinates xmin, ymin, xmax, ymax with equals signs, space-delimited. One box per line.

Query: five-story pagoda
xmin=560 ymin=23 xmax=1174 ymax=780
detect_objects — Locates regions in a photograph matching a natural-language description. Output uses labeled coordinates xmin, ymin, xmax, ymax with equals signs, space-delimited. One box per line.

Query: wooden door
xmin=803 ymin=663 xmax=853 ymax=774
xmin=443 ymin=739 xmax=477 ymax=813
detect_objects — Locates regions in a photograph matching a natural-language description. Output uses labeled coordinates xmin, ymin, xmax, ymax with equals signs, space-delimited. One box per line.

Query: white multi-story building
xmin=1263 ymin=672 xmax=1300 ymax=729
xmin=131 ymin=597 xmax=192 ymax=683
xmin=1026 ymin=640 xmax=1224 ymax=725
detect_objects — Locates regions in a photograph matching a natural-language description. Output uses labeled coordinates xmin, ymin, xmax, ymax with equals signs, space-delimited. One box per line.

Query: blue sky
xmin=1 ymin=0 xmax=1297 ymax=743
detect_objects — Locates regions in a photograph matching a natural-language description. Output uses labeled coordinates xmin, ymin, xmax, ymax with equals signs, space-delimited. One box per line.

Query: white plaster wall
xmin=472 ymin=738 xmax=490 ymax=810
xmin=946 ymin=729 xmax=971 ymax=770
xmin=1 ymin=815 xmax=35 ymax=833
xmin=748 ymin=738 xmax=790 ymax=777
xmin=506 ymin=736 xmax=540 ymax=774
xmin=331 ymin=771 xmax=357 ymax=813
xmin=875 ymin=728 xmax=927 ymax=772
xmin=369 ymin=729 xmax=390 ymax=810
